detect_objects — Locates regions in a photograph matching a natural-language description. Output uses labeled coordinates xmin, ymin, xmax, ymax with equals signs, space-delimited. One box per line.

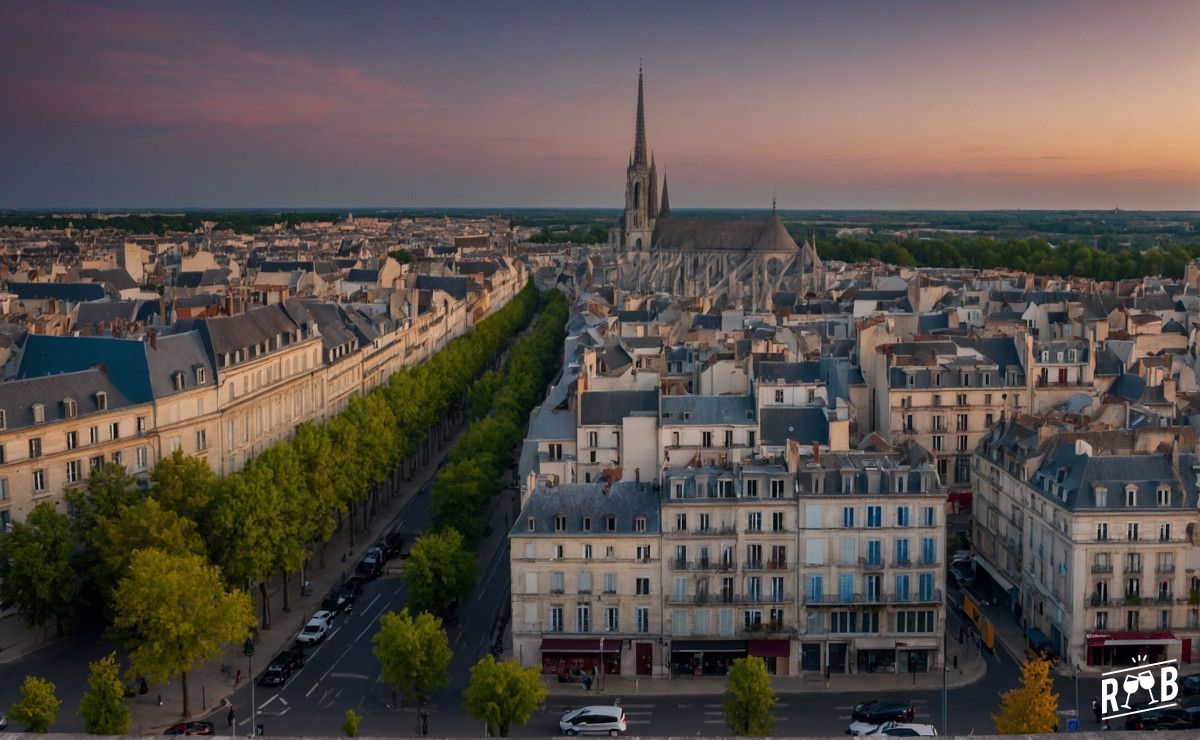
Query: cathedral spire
xmin=658 ymin=175 xmax=671 ymax=218
xmin=632 ymin=64 xmax=647 ymax=167
xmin=648 ymin=153 xmax=658 ymax=218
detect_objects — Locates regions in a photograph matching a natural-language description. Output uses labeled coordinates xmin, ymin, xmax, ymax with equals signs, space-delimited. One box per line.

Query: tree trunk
xmin=181 ymin=669 xmax=190 ymax=717
xmin=259 ymin=581 xmax=272 ymax=628
xmin=281 ymin=569 xmax=290 ymax=613
xmin=320 ymin=541 xmax=327 ymax=569
xmin=349 ymin=502 xmax=356 ymax=547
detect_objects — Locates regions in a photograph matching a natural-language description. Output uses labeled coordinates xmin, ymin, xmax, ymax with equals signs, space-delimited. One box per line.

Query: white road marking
xmin=304 ymin=682 xmax=319 ymax=698
xmin=361 ymin=593 xmax=381 ymax=614
xmin=277 ymin=698 xmax=288 ymax=706
xmin=258 ymin=695 xmax=278 ymax=710
xmin=330 ymin=672 xmax=371 ymax=679
xmin=353 ymin=600 xmax=392 ymax=643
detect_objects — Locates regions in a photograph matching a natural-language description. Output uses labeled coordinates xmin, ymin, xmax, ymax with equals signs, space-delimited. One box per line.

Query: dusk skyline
xmin=1 ymin=0 xmax=1197 ymax=210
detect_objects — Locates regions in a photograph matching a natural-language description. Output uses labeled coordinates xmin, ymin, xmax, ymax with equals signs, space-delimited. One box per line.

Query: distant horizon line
xmin=3 ymin=206 xmax=1198 ymax=215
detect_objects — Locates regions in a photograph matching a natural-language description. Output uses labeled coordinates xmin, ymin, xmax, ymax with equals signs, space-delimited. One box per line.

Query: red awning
xmin=540 ymin=638 xmax=620 ymax=654
xmin=747 ymin=639 xmax=791 ymax=658
xmin=1086 ymin=631 xmax=1176 ymax=647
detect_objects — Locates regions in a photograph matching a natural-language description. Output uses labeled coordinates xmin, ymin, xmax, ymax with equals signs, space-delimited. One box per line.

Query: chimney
xmin=634 ymin=467 xmax=640 ymax=483
xmin=147 ymin=329 xmax=157 ymax=350
xmin=1164 ymin=376 xmax=1177 ymax=404
xmin=224 ymin=293 xmax=234 ymax=316
xmin=812 ymin=440 xmax=820 ymax=464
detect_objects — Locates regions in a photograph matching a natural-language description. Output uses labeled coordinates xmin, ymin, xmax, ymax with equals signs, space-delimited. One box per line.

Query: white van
xmin=559 ymin=705 xmax=628 ymax=736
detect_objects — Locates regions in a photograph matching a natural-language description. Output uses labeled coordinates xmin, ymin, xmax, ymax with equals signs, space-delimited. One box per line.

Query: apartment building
xmin=795 ymin=449 xmax=947 ymax=675
xmin=661 ymin=463 xmax=798 ymax=675
xmin=972 ymin=418 xmax=1200 ymax=668
xmin=510 ymin=482 xmax=663 ymax=678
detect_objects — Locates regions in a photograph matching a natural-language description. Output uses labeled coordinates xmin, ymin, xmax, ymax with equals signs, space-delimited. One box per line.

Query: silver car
xmin=559 ymin=705 xmax=627 ymax=736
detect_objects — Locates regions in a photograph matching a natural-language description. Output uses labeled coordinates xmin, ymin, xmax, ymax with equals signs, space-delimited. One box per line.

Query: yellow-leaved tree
xmin=993 ymin=657 xmax=1059 ymax=734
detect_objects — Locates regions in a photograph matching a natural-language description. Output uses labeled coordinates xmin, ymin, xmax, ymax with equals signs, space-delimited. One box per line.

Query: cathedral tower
xmin=621 ymin=67 xmax=656 ymax=251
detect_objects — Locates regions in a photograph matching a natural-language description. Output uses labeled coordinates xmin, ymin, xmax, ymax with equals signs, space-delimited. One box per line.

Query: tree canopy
xmin=463 ymin=656 xmax=547 ymax=737
xmin=112 ymin=549 xmax=255 ymax=716
xmin=372 ymin=608 xmax=452 ymax=707
xmin=0 ymin=502 xmax=80 ymax=634
xmin=723 ymin=656 xmax=777 ymax=736
xmin=79 ymin=653 xmax=131 ymax=735
xmin=8 ymin=675 xmax=61 ymax=733
xmin=992 ymin=658 xmax=1059 ymax=734
xmin=401 ymin=529 xmax=480 ymax=615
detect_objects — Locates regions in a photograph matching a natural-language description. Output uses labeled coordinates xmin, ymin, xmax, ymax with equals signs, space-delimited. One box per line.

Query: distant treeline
xmin=526 ymin=225 xmax=609 ymax=244
xmin=0 ymin=212 xmax=343 ymax=235
xmin=807 ymin=233 xmax=1200 ymax=281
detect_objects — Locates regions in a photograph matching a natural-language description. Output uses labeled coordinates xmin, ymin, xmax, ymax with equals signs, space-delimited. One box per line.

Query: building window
xmin=896 ymin=507 xmax=910 ymax=527
xmin=0 ymin=478 xmax=7 ymax=501
xmin=1126 ymin=610 xmax=1139 ymax=630
xmin=866 ymin=506 xmax=881 ymax=528
xmin=635 ymin=577 xmax=650 ymax=595
xmin=921 ymin=506 xmax=935 ymax=527
xmin=135 ymin=447 xmax=148 ymax=470
xmin=588 ymin=431 xmax=598 ymax=447
xmin=1125 ymin=486 xmax=1137 ymax=507
xmin=66 ymin=460 xmax=81 ymax=483
xmin=1096 ymin=611 xmax=1108 ymax=629
xmin=32 ymin=469 xmax=46 ymax=492
xmin=606 ymin=515 xmax=616 ymax=531
xmin=90 ymin=455 xmax=105 ymax=470
xmin=1096 ymin=522 xmax=1108 ymax=541
xmin=95 ymin=392 xmax=107 ymax=410
xmin=636 ymin=545 xmax=651 ymax=561
xmin=957 ymin=435 xmax=968 ymax=451
xmin=89 ymin=426 xmax=99 ymax=445
xmin=526 ymin=517 xmax=536 ymax=532
xmin=554 ymin=514 xmax=566 ymax=532
xmin=581 ymin=516 xmax=591 ymax=532
xmin=676 ymin=513 xmax=687 ymax=531
xmin=932 ymin=435 xmax=943 ymax=452
xmin=578 ymin=572 xmax=592 ymax=594
xmin=111 ymin=451 xmax=121 ymax=466
xmin=744 ymin=479 xmax=758 ymax=498
xmin=582 ymin=544 xmax=593 ymax=560
xmin=634 ymin=516 xmax=646 ymax=532
xmin=770 ymin=479 xmax=786 ymax=498
xmin=635 ymin=607 xmax=649 ymax=633
xmin=702 ymin=431 xmax=713 ymax=448
xmin=775 ymin=389 xmax=784 ymax=403
xmin=724 ymin=430 xmax=733 ymax=448
xmin=747 ymin=512 xmax=761 ymax=532
xmin=66 ymin=430 xmax=78 ymax=450
xmin=28 ymin=438 xmax=42 ymax=459
xmin=603 ymin=572 xmax=617 ymax=594
xmin=604 ymin=607 xmax=619 ymax=632
xmin=63 ymin=398 xmax=77 ymax=418
xmin=1157 ymin=487 xmax=1170 ymax=506
xmin=32 ymin=403 xmax=45 ymax=424
xmin=1127 ymin=523 xmax=1139 ymax=542
xmin=771 ymin=512 xmax=785 ymax=532
xmin=956 ymin=393 xmax=967 ymax=406
xmin=1160 ymin=523 xmax=1171 ymax=542
xmin=550 ymin=607 xmax=563 ymax=632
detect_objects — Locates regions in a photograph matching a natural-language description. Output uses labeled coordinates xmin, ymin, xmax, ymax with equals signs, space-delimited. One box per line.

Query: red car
xmin=164 ymin=721 xmax=215 ymax=736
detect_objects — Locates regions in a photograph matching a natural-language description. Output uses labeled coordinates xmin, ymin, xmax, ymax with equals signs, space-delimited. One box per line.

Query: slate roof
xmin=660 ymin=394 xmax=756 ymax=425
xmin=80 ymin=268 xmax=138 ymax=291
xmin=1107 ymin=373 xmax=1145 ymax=402
xmin=578 ymin=389 xmax=658 ymax=426
xmin=759 ymin=406 xmax=830 ymax=446
xmin=174 ymin=269 xmax=229 ymax=288
xmin=511 ymin=482 xmax=661 ymax=537
xmin=75 ymin=300 xmax=139 ymax=328
xmin=414 ymin=274 xmax=471 ymax=301
xmin=178 ymin=301 xmax=306 ymax=363
xmin=754 ymin=361 xmax=821 ymax=383
xmin=346 ymin=268 xmax=379 ymax=283
xmin=0 ymin=368 xmax=136 ymax=430
xmin=9 ymin=282 xmax=105 ymax=302
xmin=1033 ymin=443 xmax=1198 ymax=512
xmin=691 ymin=314 xmax=721 ymax=330
xmin=651 ymin=215 xmax=799 ymax=252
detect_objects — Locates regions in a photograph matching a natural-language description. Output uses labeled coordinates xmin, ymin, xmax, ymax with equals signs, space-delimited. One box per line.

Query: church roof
xmin=651 ymin=215 xmax=799 ymax=252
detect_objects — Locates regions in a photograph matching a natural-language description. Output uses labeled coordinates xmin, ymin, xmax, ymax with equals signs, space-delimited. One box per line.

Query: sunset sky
xmin=1 ymin=0 xmax=1197 ymax=210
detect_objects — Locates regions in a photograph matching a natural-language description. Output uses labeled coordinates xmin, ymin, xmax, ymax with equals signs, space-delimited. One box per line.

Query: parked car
xmin=164 ymin=722 xmax=215 ymax=736
xmin=356 ymin=547 xmax=384 ymax=579
xmin=852 ymin=700 xmax=916 ymax=725
xmin=343 ymin=575 xmax=366 ymax=595
xmin=1177 ymin=696 xmax=1200 ymax=726
xmin=258 ymin=656 xmax=294 ymax=687
xmin=1182 ymin=673 xmax=1200 ymax=696
xmin=865 ymin=722 xmax=938 ymax=736
xmin=295 ymin=610 xmax=335 ymax=645
xmin=1 ymin=711 xmax=6 ymax=730
xmin=1123 ymin=703 xmax=1193 ymax=730
xmin=322 ymin=590 xmax=350 ymax=613
xmin=558 ymin=705 xmax=627 ymax=736
xmin=384 ymin=532 xmax=406 ymax=558
xmin=279 ymin=647 xmax=306 ymax=670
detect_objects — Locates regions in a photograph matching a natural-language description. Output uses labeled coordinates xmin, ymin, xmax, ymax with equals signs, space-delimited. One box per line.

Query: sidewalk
xmin=127 ymin=421 xmax=466 ymax=733
xmin=0 ymin=611 xmax=60 ymax=665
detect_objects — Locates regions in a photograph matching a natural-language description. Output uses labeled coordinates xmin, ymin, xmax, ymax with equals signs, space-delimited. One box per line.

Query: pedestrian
xmin=227 ymin=707 xmax=235 ymax=728
xmin=257 ymin=723 xmax=265 ymax=737
xmin=157 ymin=694 xmax=163 ymax=707
xmin=235 ymin=669 xmax=242 ymax=684
xmin=582 ymin=674 xmax=592 ymax=691
xmin=1092 ymin=698 xmax=1101 ymax=723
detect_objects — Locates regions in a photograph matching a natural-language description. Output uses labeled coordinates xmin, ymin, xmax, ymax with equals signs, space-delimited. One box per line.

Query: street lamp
xmin=599 ymin=637 xmax=606 ymax=692
xmin=1073 ymin=663 xmax=1079 ymax=719
xmin=243 ymin=638 xmax=256 ymax=738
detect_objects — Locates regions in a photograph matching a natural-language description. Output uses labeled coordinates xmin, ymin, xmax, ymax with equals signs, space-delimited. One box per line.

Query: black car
xmin=164 ymin=722 xmax=215 ymax=736
xmin=356 ymin=547 xmax=384 ymax=579
xmin=279 ymin=647 xmax=306 ymax=670
xmin=258 ymin=658 xmax=292 ymax=687
xmin=322 ymin=591 xmax=351 ymax=613
xmin=384 ymin=532 xmax=406 ymax=558
xmin=1182 ymin=673 xmax=1200 ymax=697
xmin=852 ymin=700 xmax=916 ymax=724
xmin=1123 ymin=703 xmax=1193 ymax=731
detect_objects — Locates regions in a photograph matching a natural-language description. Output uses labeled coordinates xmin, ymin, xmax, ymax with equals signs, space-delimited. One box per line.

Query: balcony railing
xmin=1091 ymin=564 xmax=1113 ymax=574
xmin=804 ymin=590 xmax=941 ymax=605
xmin=1156 ymin=564 xmax=1176 ymax=574
xmin=743 ymin=560 xmax=765 ymax=571
xmin=1123 ymin=564 xmax=1143 ymax=575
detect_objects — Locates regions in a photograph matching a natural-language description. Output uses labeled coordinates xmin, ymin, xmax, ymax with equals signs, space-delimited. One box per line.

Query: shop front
xmin=856 ymin=637 xmax=899 ymax=673
xmin=748 ymin=639 xmax=791 ymax=675
xmin=540 ymin=637 xmax=622 ymax=679
xmin=1086 ymin=631 xmax=1177 ymax=667
xmin=670 ymin=639 xmax=747 ymax=676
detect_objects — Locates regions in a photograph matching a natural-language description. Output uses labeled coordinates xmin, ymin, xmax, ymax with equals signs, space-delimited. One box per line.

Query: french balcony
xmin=1090 ymin=564 xmax=1113 ymax=574
xmin=1156 ymin=564 xmax=1176 ymax=575
xmin=1123 ymin=564 xmax=1143 ymax=575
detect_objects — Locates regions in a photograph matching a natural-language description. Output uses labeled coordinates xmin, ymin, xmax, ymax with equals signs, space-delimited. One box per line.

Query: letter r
xmin=1101 ymin=677 xmax=1120 ymax=715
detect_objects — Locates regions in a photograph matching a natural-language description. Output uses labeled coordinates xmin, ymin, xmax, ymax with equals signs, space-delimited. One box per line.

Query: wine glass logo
xmin=1121 ymin=672 xmax=1141 ymax=709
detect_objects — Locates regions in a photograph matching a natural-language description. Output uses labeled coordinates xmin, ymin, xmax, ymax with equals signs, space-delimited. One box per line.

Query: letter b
xmin=1160 ymin=665 xmax=1179 ymax=703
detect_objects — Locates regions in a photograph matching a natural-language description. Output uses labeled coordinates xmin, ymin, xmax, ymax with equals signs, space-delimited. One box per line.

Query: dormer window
xmin=1125 ymin=485 xmax=1137 ymax=507
xmin=527 ymin=517 xmax=536 ymax=532
xmin=1068 ymin=349 xmax=1078 ymax=362
xmin=32 ymin=403 xmax=45 ymax=424
xmin=195 ymin=367 xmax=207 ymax=384
xmin=1039 ymin=351 xmax=1049 ymax=362
xmin=173 ymin=371 xmax=185 ymax=391
xmin=554 ymin=514 xmax=566 ymax=532
xmin=1094 ymin=486 xmax=1107 ymax=507
xmin=62 ymin=398 xmax=77 ymax=419
xmin=1157 ymin=487 xmax=1170 ymax=506
xmin=0 ymin=409 xmax=6 ymax=429
xmin=95 ymin=391 xmax=107 ymax=411
xmin=582 ymin=516 xmax=591 ymax=532
xmin=605 ymin=514 xmax=616 ymax=531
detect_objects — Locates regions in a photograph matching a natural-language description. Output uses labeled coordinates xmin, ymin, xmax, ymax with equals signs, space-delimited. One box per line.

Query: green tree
xmin=150 ymin=448 xmax=217 ymax=524
xmin=462 ymin=656 xmax=547 ymax=737
xmin=723 ymin=656 xmax=777 ymax=736
xmin=372 ymin=609 xmax=452 ymax=735
xmin=993 ymin=658 xmax=1059 ymax=734
xmin=388 ymin=249 xmax=413 ymax=264
xmin=112 ymin=548 xmax=255 ymax=717
xmin=207 ymin=473 xmax=284 ymax=627
xmin=401 ymin=529 xmax=479 ymax=614
xmin=93 ymin=498 xmax=206 ymax=592
xmin=79 ymin=653 xmax=131 ymax=734
xmin=342 ymin=708 xmax=361 ymax=737
xmin=66 ymin=463 xmax=141 ymax=534
xmin=8 ymin=675 xmax=61 ymax=733
xmin=0 ymin=501 xmax=80 ymax=634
